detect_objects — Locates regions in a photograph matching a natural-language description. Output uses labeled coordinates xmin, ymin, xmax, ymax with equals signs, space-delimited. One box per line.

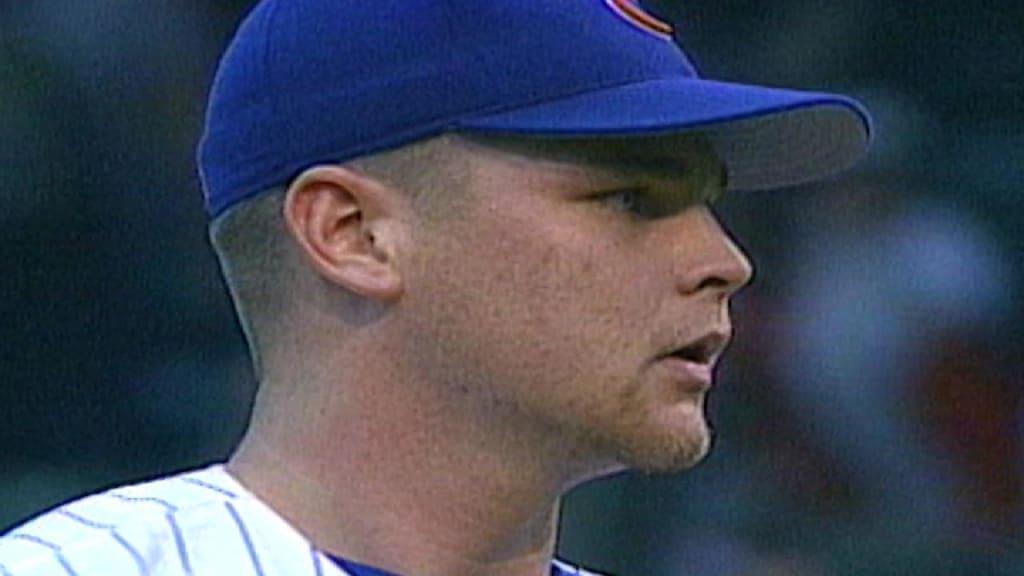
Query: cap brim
xmin=456 ymin=77 xmax=872 ymax=191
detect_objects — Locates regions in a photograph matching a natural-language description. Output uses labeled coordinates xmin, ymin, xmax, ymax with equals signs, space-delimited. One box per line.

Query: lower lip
xmin=658 ymin=356 xmax=713 ymax=393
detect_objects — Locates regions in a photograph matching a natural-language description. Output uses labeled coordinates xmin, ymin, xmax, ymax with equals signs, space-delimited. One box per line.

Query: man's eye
xmin=599 ymin=188 xmax=642 ymax=213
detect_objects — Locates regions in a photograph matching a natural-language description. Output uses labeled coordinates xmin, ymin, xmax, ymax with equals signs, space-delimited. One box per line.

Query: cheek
xmin=401 ymin=205 xmax=667 ymax=411
xmin=484 ymin=223 xmax=636 ymax=336
xmin=467 ymin=221 xmax=659 ymax=383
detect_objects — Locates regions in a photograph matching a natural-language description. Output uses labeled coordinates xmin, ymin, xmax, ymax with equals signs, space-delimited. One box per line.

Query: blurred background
xmin=1 ymin=1 xmax=1021 ymax=575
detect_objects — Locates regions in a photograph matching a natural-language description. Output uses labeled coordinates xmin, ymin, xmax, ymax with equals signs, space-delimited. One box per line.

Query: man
xmin=0 ymin=0 xmax=871 ymax=574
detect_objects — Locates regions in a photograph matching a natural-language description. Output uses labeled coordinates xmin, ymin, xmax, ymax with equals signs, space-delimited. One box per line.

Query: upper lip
xmin=659 ymin=327 xmax=732 ymax=366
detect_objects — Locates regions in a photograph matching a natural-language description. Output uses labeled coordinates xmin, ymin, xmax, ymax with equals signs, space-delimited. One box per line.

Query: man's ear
xmin=283 ymin=165 xmax=406 ymax=302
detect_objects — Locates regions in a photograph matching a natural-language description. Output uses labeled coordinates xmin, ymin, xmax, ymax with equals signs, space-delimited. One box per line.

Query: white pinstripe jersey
xmin=0 ymin=464 xmax=602 ymax=576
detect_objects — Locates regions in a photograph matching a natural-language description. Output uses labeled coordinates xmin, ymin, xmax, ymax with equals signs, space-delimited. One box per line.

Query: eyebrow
xmin=592 ymin=156 xmax=693 ymax=180
xmin=460 ymin=134 xmax=728 ymax=198
xmin=588 ymin=155 xmax=728 ymax=200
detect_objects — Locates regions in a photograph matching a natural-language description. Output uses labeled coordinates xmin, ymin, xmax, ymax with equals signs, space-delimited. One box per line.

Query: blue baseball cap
xmin=198 ymin=0 xmax=872 ymax=218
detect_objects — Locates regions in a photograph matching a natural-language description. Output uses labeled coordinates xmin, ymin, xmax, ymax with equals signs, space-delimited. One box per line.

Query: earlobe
xmin=283 ymin=165 xmax=405 ymax=302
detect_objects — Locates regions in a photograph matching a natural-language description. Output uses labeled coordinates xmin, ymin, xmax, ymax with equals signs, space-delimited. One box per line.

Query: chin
xmin=623 ymin=434 xmax=712 ymax=474
xmin=613 ymin=411 xmax=714 ymax=474
xmin=562 ymin=385 xmax=715 ymax=478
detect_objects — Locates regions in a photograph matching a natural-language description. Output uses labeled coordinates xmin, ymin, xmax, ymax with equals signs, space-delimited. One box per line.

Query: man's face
xmin=399 ymin=134 xmax=753 ymax=476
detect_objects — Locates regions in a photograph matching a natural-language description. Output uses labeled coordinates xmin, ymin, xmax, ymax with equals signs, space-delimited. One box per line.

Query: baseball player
xmin=0 ymin=0 xmax=871 ymax=574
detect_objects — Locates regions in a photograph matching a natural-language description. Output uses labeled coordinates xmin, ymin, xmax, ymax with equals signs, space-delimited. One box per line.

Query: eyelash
xmin=595 ymin=183 xmax=721 ymax=220
xmin=597 ymin=188 xmax=644 ymax=213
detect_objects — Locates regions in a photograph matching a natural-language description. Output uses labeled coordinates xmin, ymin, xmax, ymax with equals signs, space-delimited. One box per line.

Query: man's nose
xmin=672 ymin=208 xmax=754 ymax=297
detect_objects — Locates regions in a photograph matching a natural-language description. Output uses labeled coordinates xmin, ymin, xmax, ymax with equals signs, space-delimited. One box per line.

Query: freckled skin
xmin=397 ymin=135 xmax=753 ymax=479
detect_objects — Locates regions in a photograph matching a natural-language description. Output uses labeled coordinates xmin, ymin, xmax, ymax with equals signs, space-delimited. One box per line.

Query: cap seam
xmin=453 ymin=71 xmax=687 ymax=128
xmin=439 ymin=0 xmax=459 ymax=40
xmin=262 ymin=0 xmax=283 ymax=131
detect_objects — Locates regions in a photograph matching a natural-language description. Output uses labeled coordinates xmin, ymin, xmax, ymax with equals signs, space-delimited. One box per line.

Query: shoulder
xmin=552 ymin=558 xmax=609 ymax=576
xmin=0 ymin=464 xmax=341 ymax=576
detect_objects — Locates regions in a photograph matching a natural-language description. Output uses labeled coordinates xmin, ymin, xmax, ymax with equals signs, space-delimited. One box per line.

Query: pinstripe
xmin=311 ymin=546 xmax=324 ymax=576
xmin=9 ymin=533 xmax=60 ymax=552
xmin=58 ymin=509 xmax=115 ymax=530
xmin=165 ymin=512 xmax=193 ymax=575
xmin=54 ymin=552 xmax=81 ymax=576
xmin=111 ymin=490 xmax=184 ymax=572
xmin=52 ymin=553 xmax=79 ymax=573
xmin=181 ymin=476 xmax=238 ymax=499
xmin=109 ymin=493 xmax=179 ymax=512
xmin=56 ymin=509 xmax=147 ymax=575
xmin=225 ymin=501 xmax=266 ymax=576
xmin=8 ymin=534 xmax=79 ymax=576
xmin=111 ymin=530 xmax=149 ymax=576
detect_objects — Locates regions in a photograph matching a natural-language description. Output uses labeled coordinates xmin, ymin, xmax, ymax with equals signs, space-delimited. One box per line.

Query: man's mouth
xmin=654 ymin=329 xmax=731 ymax=392
xmin=661 ymin=329 xmax=731 ymax=367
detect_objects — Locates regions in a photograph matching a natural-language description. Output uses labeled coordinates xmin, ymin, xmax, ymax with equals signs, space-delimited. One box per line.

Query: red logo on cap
xmin=604 ymin=0 xmax=674 ymax=39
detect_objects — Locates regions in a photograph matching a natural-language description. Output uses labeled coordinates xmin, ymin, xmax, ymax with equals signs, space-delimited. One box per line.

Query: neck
xmin=227 ymin=363 xmax=588 ymax=576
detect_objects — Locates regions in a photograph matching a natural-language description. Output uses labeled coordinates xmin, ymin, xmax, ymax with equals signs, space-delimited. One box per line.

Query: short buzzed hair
xmin=208 ymin=135 xmax=471 ymax=376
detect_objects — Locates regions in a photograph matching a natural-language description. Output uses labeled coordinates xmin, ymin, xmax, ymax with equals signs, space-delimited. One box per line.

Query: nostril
xmin=696 ymin=275 xmax=731 ymax=292
xmin=671 ymin=343 xmax=708 ymax=364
